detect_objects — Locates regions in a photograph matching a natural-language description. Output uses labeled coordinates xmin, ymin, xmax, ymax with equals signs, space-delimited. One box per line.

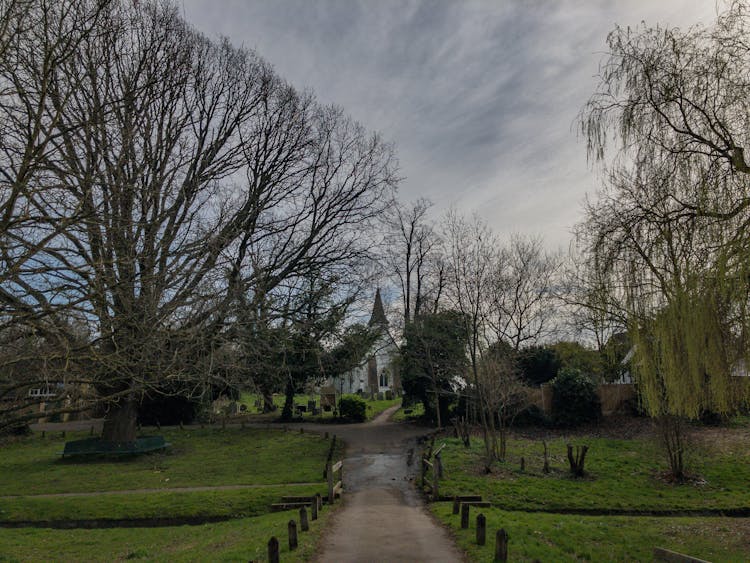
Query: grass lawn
xmin=363 ymin=398 xmax=401 ymax=420
xmin=0 ymin=508 xmax=332 ymax=562
xmin=0 ymin=428 xmax=336 ymax=495
xmin=433 ymin=504 xmax=750 ymax=562
xmin=433 ymin=432 xmax=750 ymax=512
xmin=391 ymin=402 xmax=425 ymax=423
xmin=0 ymin=427 xmax=341 ymax=523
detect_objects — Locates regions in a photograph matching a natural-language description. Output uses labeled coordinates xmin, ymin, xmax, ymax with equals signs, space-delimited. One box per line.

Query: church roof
xmin=368 ymin=288 xmax=388 ymax=327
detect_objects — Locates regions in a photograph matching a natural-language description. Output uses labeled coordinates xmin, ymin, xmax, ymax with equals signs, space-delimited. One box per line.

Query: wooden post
xmin=41 ymin=431 xmax=45 ymax=438
xmin=300 ymin=427 xmax=304 ymax=433
xmin=327 ymin=462 xmax=334 ymax=503
xmin=520 ymin=457 xmax=525 ymax=472
xmin=495 ymin=529 xmax=508 ymax=562
xmin=311 ymin=496 xmax=318 ymax=520
xmin=316 ymin=493 xmax=322 ymax=512
xmin=288 ymin=519 xmax=298 ymax=550
xmin=324 ymin=431 xmax=329 ymax=439
xmin=268 ymin=537 xmax=279 ymax=563
xmin=452 ymin=497 xmax=460 ymax=515
xmin=61 ymin=430 xmax=66 ymax=438
xmin=460 ymin=503 xmax=470 ymax=529
xmin=299 ymin=506 xmax=309 ymax=531
xmin=435 ymin=452 xmax=444 ymax=478
xmin=432 ymin=463 xmax=440 ymax=499
xmin=476 ymin=513 xmax=486 ymax=545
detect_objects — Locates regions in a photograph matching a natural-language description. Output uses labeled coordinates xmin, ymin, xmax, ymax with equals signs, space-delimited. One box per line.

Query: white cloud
xmin=181 ymin=0 xmax=717 ymax=246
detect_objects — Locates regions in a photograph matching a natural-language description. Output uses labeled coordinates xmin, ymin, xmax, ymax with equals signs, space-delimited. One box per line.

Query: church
xmin=329 ymin=289 xmax=400 ymax=396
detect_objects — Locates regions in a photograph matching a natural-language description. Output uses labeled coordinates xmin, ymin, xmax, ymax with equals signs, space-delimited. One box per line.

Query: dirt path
xmin=312 ymin=405 xmax=464 ymax=563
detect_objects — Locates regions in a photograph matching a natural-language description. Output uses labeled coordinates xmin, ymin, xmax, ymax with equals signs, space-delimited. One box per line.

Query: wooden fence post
xmin=288 ymin=519 xmax=298 ymax=550
xmin=432 ymin=463 xmax=440 ymax=499
xmin=495 ymin=529 xmax=508 ymax=562
xmin=460 ymin=503 xmax=470 ymax=529
xmin=452 ymin=497 xmax=460 ymax=515
xmin=327 ymin=461 xmax=334 ymax=503
xmin=311 ymin=496 xmax=318 ymax=520
xmin=316 ymin=493 xmax=322 ymax=512
xmin=299 ymin=506 xmax=309 ymax=531
xmin=268 ymin=537 xmax=279 ymax=563
xmin=476 ymin=513 xmax=486 ymax=545
xmin=435 ymin=452 xmax=443 ymax=478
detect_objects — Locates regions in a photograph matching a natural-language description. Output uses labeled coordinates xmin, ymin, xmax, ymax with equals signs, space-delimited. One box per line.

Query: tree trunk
xmin=101 ymin=399 xmax=138 ymax=442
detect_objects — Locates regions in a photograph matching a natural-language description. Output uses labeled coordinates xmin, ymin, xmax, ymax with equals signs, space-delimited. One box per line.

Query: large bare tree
xmin=0 ymin=0 xmax=396 ymax=439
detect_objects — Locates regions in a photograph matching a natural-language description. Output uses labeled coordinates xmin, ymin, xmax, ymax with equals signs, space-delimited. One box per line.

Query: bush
xmin=138 ymin=395 xmax=202 ymax=426
xmin=550 ymin=368 xmax=601 ymax=427
xmin=513 ymin=404 xmax=551 ymax=427
xmin=338 ymin=395 xmax=367 ymax=422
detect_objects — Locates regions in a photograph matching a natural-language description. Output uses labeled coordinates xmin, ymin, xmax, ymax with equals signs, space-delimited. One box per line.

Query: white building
xmin=329 ymin=289 xmax=400 ymax=396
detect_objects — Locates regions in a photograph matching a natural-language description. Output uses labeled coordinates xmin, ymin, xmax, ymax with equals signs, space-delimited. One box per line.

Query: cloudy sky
xmin=181 ymin=1 xmax=716 ymax=249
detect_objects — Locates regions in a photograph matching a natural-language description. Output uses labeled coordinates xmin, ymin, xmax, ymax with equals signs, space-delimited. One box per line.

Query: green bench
xmin=61 ymin=436 xmax=169 ymax=458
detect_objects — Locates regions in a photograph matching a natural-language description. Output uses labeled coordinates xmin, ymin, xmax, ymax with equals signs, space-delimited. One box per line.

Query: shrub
xmin=513 ymin=404 xmax=551 ymax=427
xmin=550 ymin=368 xmax=601 ymax=427
xmin=138 ymin=395 xmax=202 ymax=426
xmin=338 ymin=395 xmax=367 ymax=422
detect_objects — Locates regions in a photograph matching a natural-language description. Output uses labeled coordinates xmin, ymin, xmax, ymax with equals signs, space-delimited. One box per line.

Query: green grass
xmin=0 ymin=508 xmax=332 ymax=562
xmin=363 ymin=398 xmax=401 ymax=420
xmin=391 ymin=402 xmax=425 ymax=422
xmin=0 ymin=485 xmax=325 ymax=522
xmin=433 ymin=435 xmax=750 ymax=512
xmin=0 ymin=428 xmax=336 ymax=496
xmin=432 ymin=504 xmax=750 ymax=562
xmin=0 ymin=427 xmax=342 ymax=523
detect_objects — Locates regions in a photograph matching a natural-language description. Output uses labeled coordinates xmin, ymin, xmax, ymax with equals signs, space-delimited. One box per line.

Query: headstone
xmin=495 ymin=529 xmax=508 ymax=562
xmin=288 ymin=519 xmax=298 ymax=550
xmin=477 ymin=513 xmax=486 ymax=545
xmin=268 ymin=537 xmax=279 ymax=563
xmin=461 ymin=503 xmax=470 ymax=529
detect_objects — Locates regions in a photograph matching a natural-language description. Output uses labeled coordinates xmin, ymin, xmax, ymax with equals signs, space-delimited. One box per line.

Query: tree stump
xmin=476 ymin=513 xmax=486 ymax=545
xmin=566 ymin=444 xmax=589 ymax=477
xmin=495 ymin=528 xmax=508 ymax=562
xmin=288 ymin=519 xmax=298 ymax=550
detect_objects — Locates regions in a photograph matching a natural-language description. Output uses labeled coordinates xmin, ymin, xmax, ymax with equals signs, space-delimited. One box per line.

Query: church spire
xmin=368 ymin=288 xmax=388 ymax=327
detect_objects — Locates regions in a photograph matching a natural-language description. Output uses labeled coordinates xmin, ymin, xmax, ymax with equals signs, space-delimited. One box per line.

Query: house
xmin=329 ymin=289 xmax=400 ymax=396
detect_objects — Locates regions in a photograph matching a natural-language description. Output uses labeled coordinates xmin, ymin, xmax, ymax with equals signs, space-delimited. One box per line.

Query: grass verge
xmin=432 ymin=504 xmax=750 ymax=562
xmin=0 ymin=508 xmax=331 ymax=562
xmin=434 ymin=435 xmax=750 ymax=512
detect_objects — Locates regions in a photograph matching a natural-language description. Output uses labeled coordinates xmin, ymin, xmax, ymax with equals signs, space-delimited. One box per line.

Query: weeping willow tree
xmin=579 ymin=0 xmax=750 ymax=479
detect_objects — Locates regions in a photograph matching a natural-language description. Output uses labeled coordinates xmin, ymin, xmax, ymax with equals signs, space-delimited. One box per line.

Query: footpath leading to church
xmin=313 ymin=405 xmax=465 ymax=563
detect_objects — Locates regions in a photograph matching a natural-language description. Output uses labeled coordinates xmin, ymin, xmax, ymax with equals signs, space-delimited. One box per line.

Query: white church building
xmin=329 ymin=289 xmax=400 ymax=396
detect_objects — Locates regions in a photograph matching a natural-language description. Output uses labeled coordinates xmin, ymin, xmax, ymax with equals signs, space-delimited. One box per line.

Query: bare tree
xmin=442 ymin=210 xmax=498 ymax=469
xmin=488 ymin=235 xmax=561 ymax=350
xmin=0 ymin=0 xmax=397 ymax=438
xmin=385 ymin=198 xmax=444 ymax=328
